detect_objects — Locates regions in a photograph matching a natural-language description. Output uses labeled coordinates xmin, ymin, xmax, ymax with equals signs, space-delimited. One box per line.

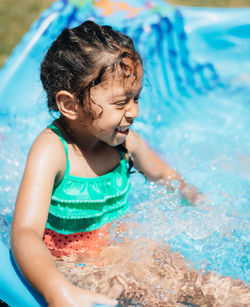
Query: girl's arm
xmin=125 ymin=130 xmax=199 ymax=203
xmin=11 ymin=131 xmax=117 ymax=307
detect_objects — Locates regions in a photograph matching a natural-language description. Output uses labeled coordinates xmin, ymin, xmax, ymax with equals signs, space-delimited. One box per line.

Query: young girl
xmin=12 ymin=21 xmax=248 ymax=307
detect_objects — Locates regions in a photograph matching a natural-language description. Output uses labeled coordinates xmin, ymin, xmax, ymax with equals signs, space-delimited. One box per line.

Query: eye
xmin=116 ymin=100 xmax=127 ymax=107
xmin=115 ymin=98 xmax=129 ymax=108
xmin=134 ymin=96 xmax=141 ymax=104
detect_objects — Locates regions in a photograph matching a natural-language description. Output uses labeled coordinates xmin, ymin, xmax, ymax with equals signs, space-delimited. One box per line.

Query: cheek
xmin=98 ymin=110 xmax=123 ymax=129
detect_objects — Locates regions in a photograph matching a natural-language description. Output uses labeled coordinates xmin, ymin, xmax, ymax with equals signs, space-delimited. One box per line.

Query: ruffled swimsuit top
xmin=46 ymin=124 xmax=131 ymax=235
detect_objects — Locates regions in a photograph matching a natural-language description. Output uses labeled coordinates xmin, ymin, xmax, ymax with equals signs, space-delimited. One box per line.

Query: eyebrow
xmin=124 ymin=87 xmax=143 ymax=97
xmin=109 ymin=87 xmax=143 ymax=102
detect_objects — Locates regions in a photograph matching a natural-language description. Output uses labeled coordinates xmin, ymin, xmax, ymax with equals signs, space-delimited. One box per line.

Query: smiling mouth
xmin=117 ymin=126 xmax=129 ymax=132
xmin=115 ymin=126 xmax=130 ymax=135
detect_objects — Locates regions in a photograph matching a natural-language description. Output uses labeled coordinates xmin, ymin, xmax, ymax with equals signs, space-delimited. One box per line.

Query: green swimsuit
xmin=46 ymin=124 xmax=131 ymax=235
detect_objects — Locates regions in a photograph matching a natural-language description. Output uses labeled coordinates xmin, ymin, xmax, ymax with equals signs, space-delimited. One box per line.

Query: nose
xmin=125 ymin=100 xmax=139 ymax=122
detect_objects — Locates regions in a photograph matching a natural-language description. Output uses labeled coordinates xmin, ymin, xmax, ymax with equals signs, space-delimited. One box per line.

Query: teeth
xmin=117 ymin=127 xmax=129 ymax=132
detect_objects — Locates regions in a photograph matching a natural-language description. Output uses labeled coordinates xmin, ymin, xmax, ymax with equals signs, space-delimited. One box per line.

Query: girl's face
xmin=81 ymin=62 xmax=143 ymax=147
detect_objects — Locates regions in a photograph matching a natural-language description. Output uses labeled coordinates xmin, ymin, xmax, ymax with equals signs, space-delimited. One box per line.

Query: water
xmin=0 ymin=0 xmax=249 ymax=297
xmin=128 ymin=84 xmax=250 ymax=283
xmin=2 ymin=71 xmax=248 ymax=284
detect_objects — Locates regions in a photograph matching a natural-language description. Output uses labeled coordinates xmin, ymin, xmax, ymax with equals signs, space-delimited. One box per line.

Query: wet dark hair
xmin=40 ymin=20 xmax=142 ymax=115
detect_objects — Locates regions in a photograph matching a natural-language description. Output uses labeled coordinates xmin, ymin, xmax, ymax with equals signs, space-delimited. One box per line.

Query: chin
xmin=109 ymin=137 xmax=126 ymax=147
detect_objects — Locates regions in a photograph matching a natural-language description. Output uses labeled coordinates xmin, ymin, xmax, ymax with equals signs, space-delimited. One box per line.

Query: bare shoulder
xmin=27 ymin=127 xmax=66 ymax=178
xmin=33 ymin=127 xmax=63 ymax=149
xmin=31 ymin=127 xmax=64 ymax=156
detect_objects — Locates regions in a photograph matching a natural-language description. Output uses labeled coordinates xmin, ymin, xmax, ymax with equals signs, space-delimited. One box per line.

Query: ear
xmin=56 ymin=90 xmax=79 ymax=120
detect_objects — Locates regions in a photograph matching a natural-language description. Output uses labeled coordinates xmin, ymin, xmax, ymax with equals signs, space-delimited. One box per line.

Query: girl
xmin=11 ymin=20 xmax=213 ymax=307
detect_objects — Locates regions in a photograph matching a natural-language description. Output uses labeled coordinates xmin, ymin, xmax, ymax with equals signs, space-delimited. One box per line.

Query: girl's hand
xmin=49 ymin=283 xmax=118 ymax=307
xmin=180 ymin=182 xmax=204 ymax=205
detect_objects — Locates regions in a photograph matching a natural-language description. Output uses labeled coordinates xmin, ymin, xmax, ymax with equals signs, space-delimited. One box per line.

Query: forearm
xmin=11 ymin=227 xmax=72 ymax=304
xmin=126 ymin=131 xmax=183 ymax=183
xmin=158 ymin=166 xmax=187 ymax=190
xmin=131 ymin=143 xmax=184 ymax=185
xmin=126 ymin=131 xmax=197 ymax=201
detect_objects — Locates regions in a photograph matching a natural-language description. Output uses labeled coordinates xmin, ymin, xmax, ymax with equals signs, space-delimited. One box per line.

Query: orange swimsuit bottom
xmin=43 ymin=224 xmax=111 ymax=258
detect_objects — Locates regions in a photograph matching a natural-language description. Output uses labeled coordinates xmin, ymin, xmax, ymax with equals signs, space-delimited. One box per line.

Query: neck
xmin=56 ymin=117 xmax=102 ymax=154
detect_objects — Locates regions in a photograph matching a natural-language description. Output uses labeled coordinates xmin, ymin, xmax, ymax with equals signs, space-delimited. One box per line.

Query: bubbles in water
xmin=0 ymin=80 xmax=249 ymax=284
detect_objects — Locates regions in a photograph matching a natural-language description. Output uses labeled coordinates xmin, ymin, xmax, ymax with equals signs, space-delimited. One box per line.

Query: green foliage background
xmin=0 ymin=0 xmax=54 ymax=68
xmin=0 ymin=0 xmax=249 ymax=68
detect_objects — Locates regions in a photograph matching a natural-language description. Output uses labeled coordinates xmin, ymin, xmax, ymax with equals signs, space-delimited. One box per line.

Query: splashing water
xmin=129 ymin=83 xmax=250 ymax=283
xmin=0 ymin=2 xmax=249 ymax=305
xmin=1 ymin=79 xmax=249 ymax=287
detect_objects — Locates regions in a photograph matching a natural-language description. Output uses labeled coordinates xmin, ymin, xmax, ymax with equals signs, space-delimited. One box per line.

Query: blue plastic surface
xmin=0 ymin=0 xmax=250 ymax=305
xmin=0 ymin=241 xmax=114 ymax=307
xmin=0 ymin=241 xmax=46 ymax=307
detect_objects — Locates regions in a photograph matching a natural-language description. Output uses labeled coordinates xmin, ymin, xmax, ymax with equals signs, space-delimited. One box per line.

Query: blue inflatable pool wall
xmin=1 ymin=0 xmax=250 ymax=306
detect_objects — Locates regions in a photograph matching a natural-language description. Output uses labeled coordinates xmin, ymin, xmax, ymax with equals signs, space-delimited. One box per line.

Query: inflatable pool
xmin=0 ymin=0 xmax=250 ymax=306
